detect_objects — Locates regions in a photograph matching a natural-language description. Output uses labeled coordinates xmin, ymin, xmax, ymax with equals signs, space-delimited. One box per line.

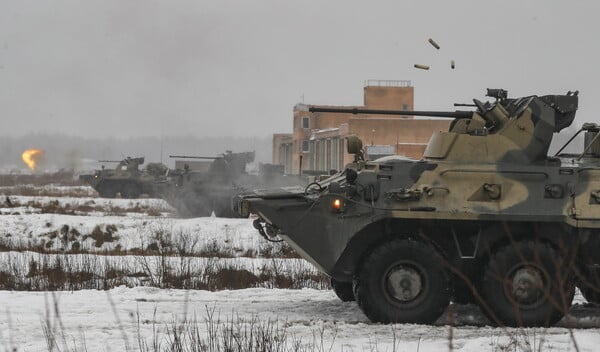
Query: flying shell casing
xmin=428 ymin=38 xmax=440 ymax=50
xmin=414 ymin=64 xmax=430 ymax=70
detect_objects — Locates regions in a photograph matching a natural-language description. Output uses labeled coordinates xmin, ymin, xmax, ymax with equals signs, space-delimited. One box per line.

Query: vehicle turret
xmin=310 ymin=89 xmax=579 ymax=164
xmin=170 ymin=151 xmax=255 ymax=176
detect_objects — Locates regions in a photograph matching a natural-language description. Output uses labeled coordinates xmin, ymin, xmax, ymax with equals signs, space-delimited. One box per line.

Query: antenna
xmin=160 ymin=133 xmax=164 ymax=164
xmin=160 ymin=119 xmax=165 ymax=164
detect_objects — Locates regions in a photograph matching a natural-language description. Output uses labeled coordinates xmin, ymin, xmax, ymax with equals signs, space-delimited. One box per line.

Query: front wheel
xmin=96 ymin=182 xmax=116 ymax=198
xmin=481 ymin=241 xmax=575 ymax=327
xmin=579 ymin=285 xmax=600 ymax=304
xmin=354 ymin=239 xmax=450 ymax=324
xmin=330 ymin=278 xmax=355 ymax=302
xmin=578 ymin=269 xmax=600 ymax=304
xmin=121 ymin=182 xmax=141 ymax=199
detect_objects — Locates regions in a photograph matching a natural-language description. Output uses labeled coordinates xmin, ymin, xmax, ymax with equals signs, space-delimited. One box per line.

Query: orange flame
xmin=22 ymin=149 xmax=43 ymax=171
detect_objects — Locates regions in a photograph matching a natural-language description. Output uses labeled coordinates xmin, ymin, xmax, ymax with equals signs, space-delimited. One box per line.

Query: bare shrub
xmin=146 ymin=208 xmax=162 ymax=217
xmin=0 ymin=270 xmax=16 ymax=289
xmin=137 ymin=309 xmax=337 ymax=352
xmin=259 ymin=259 xmax=328 ymax=290
xmin=259 ymin=241 xmax=300 ymax=259
xmin=83 ymin=225 xmax=119 ymax=247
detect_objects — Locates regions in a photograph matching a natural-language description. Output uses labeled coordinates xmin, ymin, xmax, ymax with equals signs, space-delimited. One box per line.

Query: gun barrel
xmin=98 ymin=160 xmax=121 ymax=163
xmin=308 ymin=107 xmax=473 ymax=119
xmin=169 ymin=155 xmax=220 ymax=160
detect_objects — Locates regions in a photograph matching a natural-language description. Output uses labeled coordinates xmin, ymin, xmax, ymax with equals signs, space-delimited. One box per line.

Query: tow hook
xmin=253 ymin=219 xmax=283 ymax=243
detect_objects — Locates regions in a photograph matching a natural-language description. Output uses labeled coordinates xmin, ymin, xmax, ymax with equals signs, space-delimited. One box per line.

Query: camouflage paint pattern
xmin=79 ymin=157 xmax=167 ymax=198
xmin=237 ymin=89 xmax=600 ymax=325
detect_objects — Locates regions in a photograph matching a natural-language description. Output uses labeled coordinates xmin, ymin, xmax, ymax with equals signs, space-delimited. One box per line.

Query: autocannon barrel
xmin=308 ymin=107 xmax=473 ymax=119
xmin=169 ymin=155 xmax=220 ymax=159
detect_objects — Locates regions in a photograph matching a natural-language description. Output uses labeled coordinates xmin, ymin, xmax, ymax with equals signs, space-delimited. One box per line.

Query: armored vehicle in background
xmin=167 ymin=151 xmax=307 ymax=218
xmin=79 ymin=157 xmax=168 ymax=198
xmin=237 ymin=89 xmax=600 ymax=327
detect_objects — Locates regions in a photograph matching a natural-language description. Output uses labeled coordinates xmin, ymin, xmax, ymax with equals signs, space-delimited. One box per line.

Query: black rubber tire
xmin=354 ymin=239 xmax=450 ymax=324
xmin=121 ymin=182 xmax=141 ymax=199
xmin=481 ymin=241 xmax=575 ymax=327
xmin=579 ymin=285 xmax=600 ymax=304
xmin=96 ymin=182 xmax=116 ymax=198
xmin=576 ymin=266 xmax=600 ymax=304
xmin=330 ymin=278 xmax=355 ymax=302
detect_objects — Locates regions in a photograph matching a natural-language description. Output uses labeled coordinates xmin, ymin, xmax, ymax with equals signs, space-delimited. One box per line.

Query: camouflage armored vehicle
xmin=236 ymin=89 xmax=600 ymax=327
xmin=79 ymin=157 xmax=168 ymax=198
xmin=167 ymin=151 xmax=307 ymax=218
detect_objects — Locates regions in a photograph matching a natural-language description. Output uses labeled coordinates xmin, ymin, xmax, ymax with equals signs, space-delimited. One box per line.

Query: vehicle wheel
xmin=481 ymin=241 xmax=575 ymax=327
xmin=354 ymin=239 xmax=450 ymax=324
xmin=330 ymin=278 xmax=355 ymax=302
xmin=576 ymin=265 xmax=600 ymax=304
xmin=96 ymin=182 xmax=116 ymax=198
xmin=121 ymin=183 xmax=141 ymax=199
xmin=579 ymin=285 xmax=600 ymax=304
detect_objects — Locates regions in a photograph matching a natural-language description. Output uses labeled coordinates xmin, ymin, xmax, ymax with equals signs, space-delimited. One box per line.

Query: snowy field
xmin=0 ymin=185 xmax=599 ymax=351
xmin=1 ymin=288 xmax=599 ymax=352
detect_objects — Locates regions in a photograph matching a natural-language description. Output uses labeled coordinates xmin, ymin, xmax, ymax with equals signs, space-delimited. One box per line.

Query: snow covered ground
xmin=0 ymin=187 xmax=599 ymax=351
xmin=1 ymin=288 xmax=599 ymax=352
xmin=0 ymin=198 xmax=259 ymax=253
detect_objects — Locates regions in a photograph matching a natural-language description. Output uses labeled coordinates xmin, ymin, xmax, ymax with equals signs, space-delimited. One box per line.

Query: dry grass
xmin=0 ymin=252 xmax=328 ymax=292
xmin=0 ymin=224 xmax=323 ymax=292
xmin=1 ymin=197 xmax=171 ymax=217
xmin=0 ymin=171 xmax=81 ymax=187
xmin=0 ymin=184 xmax=96 ymax=197
xmin=136 ymin=309 xmax=341 ymax=352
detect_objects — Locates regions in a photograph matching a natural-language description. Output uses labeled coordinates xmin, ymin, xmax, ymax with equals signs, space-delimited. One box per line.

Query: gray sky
xmin=0 ymin=0 xmax=598 ymax=139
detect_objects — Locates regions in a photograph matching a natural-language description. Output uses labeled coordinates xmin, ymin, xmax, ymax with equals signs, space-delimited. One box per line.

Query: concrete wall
xmin=363 ymin=86 xmax=414 ymax=111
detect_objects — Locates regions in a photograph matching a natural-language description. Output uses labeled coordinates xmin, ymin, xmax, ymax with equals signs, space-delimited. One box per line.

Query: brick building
xmin=273 ymin=80 xmax=451 ymax=174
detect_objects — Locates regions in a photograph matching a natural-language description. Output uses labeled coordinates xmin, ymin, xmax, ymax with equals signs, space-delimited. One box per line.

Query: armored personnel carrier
xmin=79 ymin=157 xmax=168 ymax=198
xmin=236 ymin=89 xmax=600 ymax=327
xmin=167 ymin=151 xmax=307 ymax=217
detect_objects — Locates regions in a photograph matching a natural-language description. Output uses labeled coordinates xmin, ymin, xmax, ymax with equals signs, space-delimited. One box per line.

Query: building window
xmin=301 ymin=140 xmax=309 ymax=153
xmin=302 ymin=117 xmax=310 ymax=129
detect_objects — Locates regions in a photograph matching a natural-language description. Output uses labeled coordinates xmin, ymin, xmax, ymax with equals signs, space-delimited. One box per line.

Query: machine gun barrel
xmin=98 ymin=160 xmax=121 ymax=163
xmin=308 ymin=107 xmax=473 ymax=119
xmin=169 ymin=155 xmax=220 ymax=160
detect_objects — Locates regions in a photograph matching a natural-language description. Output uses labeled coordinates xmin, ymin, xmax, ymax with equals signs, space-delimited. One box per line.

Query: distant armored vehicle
xmin=237 ymin=89 xmax=600 ymax=327
xmin=79 ymin=157 xmax=168 ymax=198
xmin=167 ymin=151 xmax=307 ymax=218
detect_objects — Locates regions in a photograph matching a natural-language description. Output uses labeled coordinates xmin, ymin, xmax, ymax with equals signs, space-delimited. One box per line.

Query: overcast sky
xmin=0 ymin=0 xmax=599 ymax=139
